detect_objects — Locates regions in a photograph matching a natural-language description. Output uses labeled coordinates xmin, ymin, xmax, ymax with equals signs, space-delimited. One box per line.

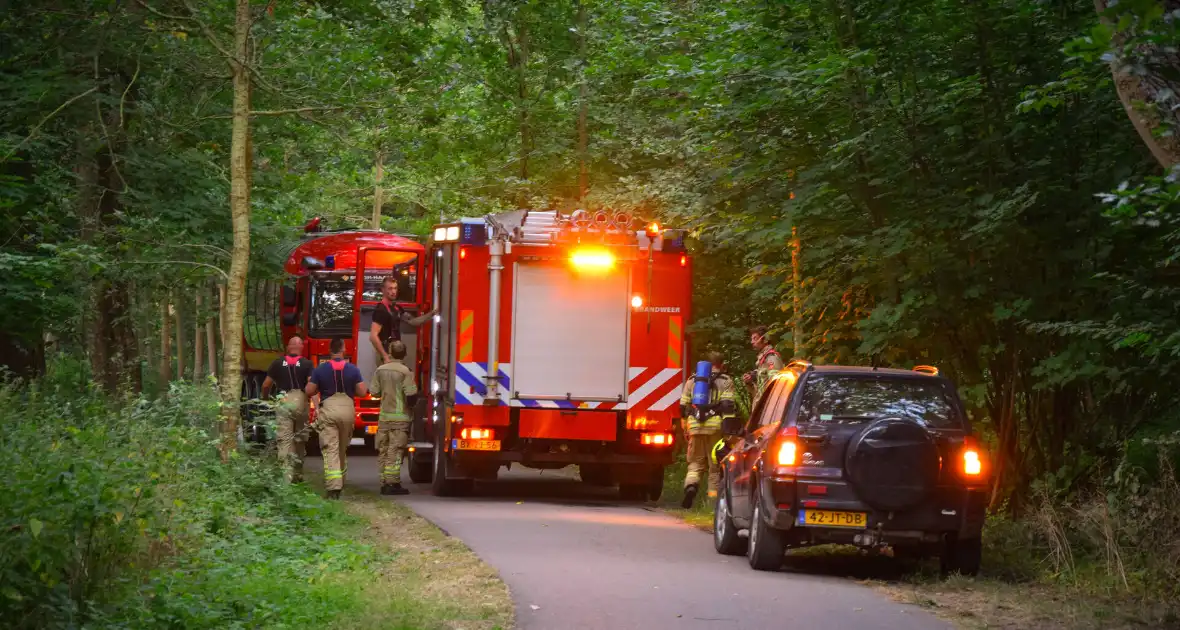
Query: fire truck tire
xmin=408 ymin=452 xmax=433 ymax=484
xmin=647 ymin=466 xmax=665 ymax=501
xmin=431 ymin=438 xmax=473 ymax=497
xmin=619 ymin=484 xmax=647 ymax=502
xmin=578 ymin=464 xmax=612 ymax=486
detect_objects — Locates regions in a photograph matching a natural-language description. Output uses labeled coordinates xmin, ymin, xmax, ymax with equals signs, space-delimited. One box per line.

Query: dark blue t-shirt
xmin=310 ymin=361 xmax=364 ymax=399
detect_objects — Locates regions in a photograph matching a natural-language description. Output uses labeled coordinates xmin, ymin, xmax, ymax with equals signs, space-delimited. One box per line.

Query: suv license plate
xmin=797 ymin=510 xmax=867 ymax=528
xmin=452 ymin=439 xmax=500 ymax=451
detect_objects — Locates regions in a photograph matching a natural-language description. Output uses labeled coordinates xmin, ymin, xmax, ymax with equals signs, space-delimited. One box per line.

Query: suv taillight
xmin=775 ymin=426 xmax=799 ymax=466
xmin=960 ymin=436 xmax=987 ymax=482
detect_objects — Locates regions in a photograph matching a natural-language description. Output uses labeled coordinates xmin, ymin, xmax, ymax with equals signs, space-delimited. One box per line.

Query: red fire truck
xmin=408 ymin=210 xmax=692 ymax=499
xmin=240 ymin=219 xmax=431 ymax=449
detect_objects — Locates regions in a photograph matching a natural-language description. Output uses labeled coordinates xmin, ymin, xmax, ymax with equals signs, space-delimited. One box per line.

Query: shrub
xmin=0 ymin=371 xmax=377 ymax=629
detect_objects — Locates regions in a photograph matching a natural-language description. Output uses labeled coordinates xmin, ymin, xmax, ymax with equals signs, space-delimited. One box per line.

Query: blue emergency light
xmin=460 ymin=220 xmax=487 ymax=246
xmin=325 ymin=254 xmax=335 ymax=270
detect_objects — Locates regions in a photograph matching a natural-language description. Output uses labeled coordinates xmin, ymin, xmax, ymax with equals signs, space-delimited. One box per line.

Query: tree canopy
xmin=4 ymin=0 xmax=1180 ymax=507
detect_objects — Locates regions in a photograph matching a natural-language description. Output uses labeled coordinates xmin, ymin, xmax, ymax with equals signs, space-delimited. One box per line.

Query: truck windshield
xmin=796 ymin=375 xmax=960 ymax=429
xmin=308 ymin=257 xmax=418 ymax=337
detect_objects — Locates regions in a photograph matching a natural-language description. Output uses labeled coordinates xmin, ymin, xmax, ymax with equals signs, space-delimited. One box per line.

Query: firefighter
xmin=370 ymin=339 xmax=419 ymax=495
xmin=305 ymin=337 xmax=369 ymax=500
xmin=261 ymin=334 xmax=313 ymax=483
xmin=742 ymin=325 xmax=784 ymax=394
xmin=679 ymin=351 xmax=737 ymax=509
xmin=370 ymin=275 xmax=437 ymax=365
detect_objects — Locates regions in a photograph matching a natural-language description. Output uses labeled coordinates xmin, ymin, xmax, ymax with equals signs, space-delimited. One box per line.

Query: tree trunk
xmin=206 ymin=282 xmax=218 ymax=379
xmin=791 ymin=226 xmax=803 ymax=357
xmin=576 ymin=0 xmax=589 ymax=203
xmin=220 ymin=0 xmax=253 ymax=461
xmin=194 ymin=290 xmax=204 ymax=381
xmin=372 ymin=149 xmax=384 ymax=229
xmin=174 ymin=292 xmax=185 ymax=382
xmin=1095 ymin=0 xmax=1180 ymax=169
xmin=158 ymin=299 xmax=172 ymax=388
xmin=218 ymin=283 xmax=227 ymax=348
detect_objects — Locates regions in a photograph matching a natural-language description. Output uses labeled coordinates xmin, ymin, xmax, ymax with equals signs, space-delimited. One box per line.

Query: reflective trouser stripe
xmin=318 ymin=393 xmax=353 ymax=491
xmin=275 ymin=391 xmax=309 ymax=484
xmin=684 ymin=431 xmax=723 ymax=500
xmin=377 ymin=422 xmax=410 ymax=485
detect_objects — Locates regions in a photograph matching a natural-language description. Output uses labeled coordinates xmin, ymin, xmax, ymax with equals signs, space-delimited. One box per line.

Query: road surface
xmin=308 ymin=450 xmax=948 ymax=630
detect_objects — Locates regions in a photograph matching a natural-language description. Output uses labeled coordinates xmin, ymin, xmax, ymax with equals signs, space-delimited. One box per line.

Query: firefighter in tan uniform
xmin=370 ymin=340 xmax=419 ymax=496
xmin=742 ymin=325 xmax=785 ymax=394
xmin=261 ymin=334 xmax=313 ymax=483
xmin=679 ymin=351 xmax=737 ymax=509
xmin=305 ymin=338 xmax=369 ymax=500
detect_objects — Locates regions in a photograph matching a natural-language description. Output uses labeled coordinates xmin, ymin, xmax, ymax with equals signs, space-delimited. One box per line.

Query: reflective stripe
xmin=667 ymin=316 xmax=682 ymax=368
xmin=458 ymin=310 xmax=475 ymax=362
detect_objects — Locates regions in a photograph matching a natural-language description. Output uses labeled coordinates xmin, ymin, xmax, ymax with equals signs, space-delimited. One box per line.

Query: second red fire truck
xmin=407 ymin=210 xmax=693 ymax=499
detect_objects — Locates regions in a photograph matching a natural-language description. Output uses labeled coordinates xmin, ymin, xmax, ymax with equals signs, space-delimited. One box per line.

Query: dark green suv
xmin=713 ymin=361 xmax=988 ymax=575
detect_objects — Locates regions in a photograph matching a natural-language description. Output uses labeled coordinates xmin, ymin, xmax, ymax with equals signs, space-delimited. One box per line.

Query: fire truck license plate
xmin=452 ymin=439 xmax=500 ymax=451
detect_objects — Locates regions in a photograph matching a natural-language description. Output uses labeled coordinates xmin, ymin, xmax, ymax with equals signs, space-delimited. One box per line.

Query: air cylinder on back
xmin=692 ymin=361 xmax=712 ymax=405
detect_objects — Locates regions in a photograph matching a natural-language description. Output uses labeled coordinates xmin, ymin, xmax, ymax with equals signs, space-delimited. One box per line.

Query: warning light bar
xmin=570 ymin=248 xmax=615 ymax=270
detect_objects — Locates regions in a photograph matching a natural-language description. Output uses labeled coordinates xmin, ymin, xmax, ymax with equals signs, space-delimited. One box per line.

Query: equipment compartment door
xmin=510 ymin=262 xmax=630 ymax=401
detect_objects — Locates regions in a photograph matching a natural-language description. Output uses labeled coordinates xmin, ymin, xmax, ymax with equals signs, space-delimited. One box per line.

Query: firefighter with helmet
xmin=679 ymin=351 xmax=737 ymax=509
xmin=742 ymin=325 xmax=784 ymax=394
xmin=370 ymin=339 xmax=419 ymax=495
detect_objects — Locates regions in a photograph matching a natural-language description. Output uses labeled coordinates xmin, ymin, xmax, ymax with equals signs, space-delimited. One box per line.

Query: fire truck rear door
xmin=510 ymin=261 xmax=630 ymax=402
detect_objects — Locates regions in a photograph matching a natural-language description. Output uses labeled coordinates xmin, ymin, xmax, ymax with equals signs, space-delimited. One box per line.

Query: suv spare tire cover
xmin=844 ymin=418 xmax=939 ymax=512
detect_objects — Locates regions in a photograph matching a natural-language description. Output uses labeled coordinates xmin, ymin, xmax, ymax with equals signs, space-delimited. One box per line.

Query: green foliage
xmin=0 ymin=365 xmax=380 ymax=629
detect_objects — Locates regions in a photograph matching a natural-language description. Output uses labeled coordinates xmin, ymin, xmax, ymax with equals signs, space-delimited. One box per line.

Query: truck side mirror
xmin=281 ymin=284 xmax=297 ymax=307
xmin=281 ymin=312 xmax=298 ymax=326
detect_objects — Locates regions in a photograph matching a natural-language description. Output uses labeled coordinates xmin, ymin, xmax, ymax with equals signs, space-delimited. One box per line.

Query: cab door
xmin=353 ymin=247 xmax=424 ymax=384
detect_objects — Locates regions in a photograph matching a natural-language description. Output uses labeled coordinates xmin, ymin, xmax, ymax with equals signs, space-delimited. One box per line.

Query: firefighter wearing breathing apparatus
xmin=679 ymin=351 xmax=737 ymax=509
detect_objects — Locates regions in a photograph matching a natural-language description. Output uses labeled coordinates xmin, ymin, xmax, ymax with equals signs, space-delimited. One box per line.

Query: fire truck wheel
xmin=578 ymin=464 xmax=612 ymax=486
xmin=619 ymin=484 xmax=647 ymax=502
xmin=647 ymin=466 xmax=665 ymax=501
xmin=408 ymin=452 xmax=433 ymax=484
xmin=431 ymin=437 xmax=473 ymax=497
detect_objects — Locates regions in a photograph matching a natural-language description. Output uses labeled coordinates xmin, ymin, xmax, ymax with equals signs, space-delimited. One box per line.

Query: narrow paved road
xmin=308 ymin=451 xmax=948 ymax=630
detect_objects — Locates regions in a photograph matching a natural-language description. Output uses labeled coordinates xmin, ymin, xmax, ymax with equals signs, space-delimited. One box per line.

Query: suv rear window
xmin=796 ymin=375 xmax=960 ymax=429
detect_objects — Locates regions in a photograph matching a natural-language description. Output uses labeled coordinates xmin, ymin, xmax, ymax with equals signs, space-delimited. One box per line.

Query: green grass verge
xmin=2 ymin=364 xmax=511 ymax=630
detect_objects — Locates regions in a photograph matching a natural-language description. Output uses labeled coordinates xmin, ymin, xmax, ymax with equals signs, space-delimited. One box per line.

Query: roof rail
xmin=912 ymin=365 xmax=939 ymax=376
xmin=787 ymin=359 xmax=813 ymax=371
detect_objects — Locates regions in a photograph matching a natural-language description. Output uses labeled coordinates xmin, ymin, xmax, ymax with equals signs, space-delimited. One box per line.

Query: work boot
xmin=681 ymin=483 xmax=699 ymax=509
xmin=326 ymin=490 xmax=341 ymax=500
xmin=386 ymin=483 xmax=409 ymax=496
xmin=380 ymin=484 xmax=394 ymax=495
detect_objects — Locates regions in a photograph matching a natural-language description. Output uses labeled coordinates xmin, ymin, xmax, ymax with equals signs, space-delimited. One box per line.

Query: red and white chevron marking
xmin=595 ymin=367 xmax=684 ymax=411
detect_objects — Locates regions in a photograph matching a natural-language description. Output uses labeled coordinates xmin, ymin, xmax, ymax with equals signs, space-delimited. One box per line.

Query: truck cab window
xmin=309 ymin=278 xmax=356 ymax=337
